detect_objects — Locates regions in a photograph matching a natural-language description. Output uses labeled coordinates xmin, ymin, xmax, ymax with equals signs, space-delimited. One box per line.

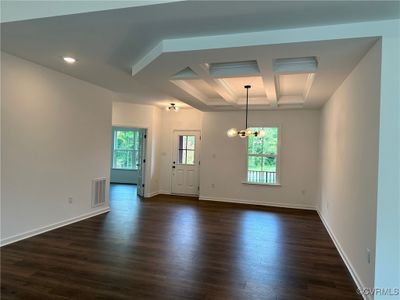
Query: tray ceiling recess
xmin=131 ymin=37 xmax=378 ymax=111
xmin=170 ymin=58 xmax=317 ymax=109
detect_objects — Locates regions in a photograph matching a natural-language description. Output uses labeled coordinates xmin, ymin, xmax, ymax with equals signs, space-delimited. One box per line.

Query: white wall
xmin=199 ymin=110 xmax=320 ymax=209
xmin=374 ymin=25 xmax=400 ymax=297
xmin=159 ymin=108 xmax=203 ymax=194
xmin=1 ymin=52 xmax=112 ymax=245
xmin=112 ymin=101 xmax=161 ymax=197
xmin=318 ymin=41 xmax=381 ymax=292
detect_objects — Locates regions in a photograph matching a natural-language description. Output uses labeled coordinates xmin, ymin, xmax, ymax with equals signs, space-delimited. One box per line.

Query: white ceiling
xmin=1 ymin=1 xmax=399 ymax=110
xmin=0 ymin=1 xmax=181 ymax=23
xmin=133 ymin=37 xmax=378 ymax=110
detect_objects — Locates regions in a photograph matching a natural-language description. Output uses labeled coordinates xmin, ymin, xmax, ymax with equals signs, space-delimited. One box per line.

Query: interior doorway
xmin=171 ymin=130 xmax=201 ymax=195
xmin=110 ymin=127 xmax=147 ymax=197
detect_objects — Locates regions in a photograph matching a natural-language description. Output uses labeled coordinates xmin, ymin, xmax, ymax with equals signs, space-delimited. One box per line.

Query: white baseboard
xmin=144 ymin=191 xmax=160 ymax=198
xmin=199 ymin=195 xmax=316 ymax=210
xmin=1 ymin=207 xmax=110 ymax=247
xmin=317 ymin=209 xmax=371 ymax=300
xmin=158 ymin=190 xmax=171 ymax=195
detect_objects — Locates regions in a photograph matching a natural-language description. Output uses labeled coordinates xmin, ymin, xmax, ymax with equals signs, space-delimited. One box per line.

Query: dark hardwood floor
xmin=1 ymin=184 xmax=360 ymax=299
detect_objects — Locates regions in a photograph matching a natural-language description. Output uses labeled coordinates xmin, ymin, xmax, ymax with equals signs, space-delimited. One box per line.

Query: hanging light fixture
xmin=227 ymin=85 xmax=265 ymax=138
xmin=166 ymin=103 xmax=180 ymax=112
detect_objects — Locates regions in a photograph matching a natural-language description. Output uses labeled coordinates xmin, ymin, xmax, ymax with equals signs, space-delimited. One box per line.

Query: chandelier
xmin=227 ymin=85 xmax=265 ymax=138
xmin=166 ymin=103 xmax=180 ymax=112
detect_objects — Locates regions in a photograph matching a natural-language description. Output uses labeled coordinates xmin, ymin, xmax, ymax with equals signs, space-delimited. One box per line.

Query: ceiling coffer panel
xmin=209 ymin=60 xmax=260 ymax=78
xmin=273 ymin=56 xmax=318 ymax=74
xmin=220 ymin=76 xmax=266 ymax=98
xmin=278 ymin=73 xmax=309 ymax=96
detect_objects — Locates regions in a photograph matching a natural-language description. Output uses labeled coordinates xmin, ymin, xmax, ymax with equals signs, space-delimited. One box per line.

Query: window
xmin=112 ymin=129 xmax=140 ymax=170
xmin=247 ymin=127 xmax=279 ymax=184
xmin=177 ymin=135 xmax=195 ymax=165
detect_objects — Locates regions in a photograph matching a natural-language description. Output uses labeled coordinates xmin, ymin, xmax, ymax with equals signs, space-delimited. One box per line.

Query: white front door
xmin=171 ymin=131 xmax=200 ymax=195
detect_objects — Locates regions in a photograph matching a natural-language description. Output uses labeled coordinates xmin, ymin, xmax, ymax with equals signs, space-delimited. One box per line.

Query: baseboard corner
xmin=1 ymin=207 xmax=110 ymax=247
xmin=316 ymin=209 xmax=370 ymax=300
xmin=199 ymin=195 xmax=316 ymax=211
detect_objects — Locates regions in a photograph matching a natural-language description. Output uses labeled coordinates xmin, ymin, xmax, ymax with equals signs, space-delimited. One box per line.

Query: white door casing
xmin=171 ymin=130 xmax=201 ymax=195
xmin=137 ymin=129 xmax=147 ymax=197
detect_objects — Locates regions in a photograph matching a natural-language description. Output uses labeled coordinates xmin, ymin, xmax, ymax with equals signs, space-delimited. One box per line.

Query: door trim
xmin=110 ymin=124 xmax=149 ymax=197
xmin=170 ymin=130 xmax=201 ymax=196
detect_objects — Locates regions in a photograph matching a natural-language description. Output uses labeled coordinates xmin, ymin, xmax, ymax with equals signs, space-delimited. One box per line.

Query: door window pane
xmin=178 ymin=150 xmax=187 ymax=164
xmin=177 ymin=135 xmax=196 ymax=165
xmin=187 ymin=136 xmax=195 ymax=150
xmin=186 ymin=150 xmax=195 ymax=165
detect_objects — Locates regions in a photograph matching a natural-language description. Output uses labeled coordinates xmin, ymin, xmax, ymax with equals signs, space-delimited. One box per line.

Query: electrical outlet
xmin=366 ymin=248 xmax=371 ymax=264
xmin=68 ymin=197 xmax=73 ymax=204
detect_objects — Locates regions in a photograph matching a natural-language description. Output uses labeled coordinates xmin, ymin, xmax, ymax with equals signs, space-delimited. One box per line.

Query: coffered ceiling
xmin=1 ymin=1 xmax=398 ymax=110
xmin=131 ymin=37 xmax=378 ymax=111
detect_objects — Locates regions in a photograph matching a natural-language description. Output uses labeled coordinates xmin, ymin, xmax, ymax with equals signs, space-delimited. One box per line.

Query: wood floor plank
xmin=1 ymin=184 xmax=361 ymax=299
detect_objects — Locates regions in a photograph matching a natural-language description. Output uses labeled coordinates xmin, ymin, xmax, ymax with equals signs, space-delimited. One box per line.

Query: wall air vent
xmin=92 ymin=178 xmax=106 ymax=208
xmin=273 ymin=56 xmax=318 ymax=74
xmin=209 ymin=60 xmax=260 ymax=77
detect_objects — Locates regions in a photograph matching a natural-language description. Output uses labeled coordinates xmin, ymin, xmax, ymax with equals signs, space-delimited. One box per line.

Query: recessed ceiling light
xmin=63 ymin=57 xmax=76 ymax=64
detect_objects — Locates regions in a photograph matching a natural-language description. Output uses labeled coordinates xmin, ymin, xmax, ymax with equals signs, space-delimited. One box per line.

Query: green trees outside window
xmin=112 ymin=129 xmax=140 ymax=170
xmin=247 ymin=127 xmax=279 ymax=184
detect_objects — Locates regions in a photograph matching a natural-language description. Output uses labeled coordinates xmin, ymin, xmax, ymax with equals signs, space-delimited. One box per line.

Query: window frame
xmin=244 ymin=125 xmax=281 ymax=186
xmin=112 ymin=127 xmax=140 ymax=171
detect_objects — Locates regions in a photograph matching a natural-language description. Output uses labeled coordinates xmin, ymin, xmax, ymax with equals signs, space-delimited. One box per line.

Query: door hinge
xmin=143 ymin=159 xmax=146 ymax=163
xmin=200 ymin=136 xmax=202 ymax=141
xmin=142 ymin=184 xmax=145 ymax=187
xmin=199 ymin=161 xmax=200 ymax=165
xmin=144 ymin=134 xmax=147 ymax=139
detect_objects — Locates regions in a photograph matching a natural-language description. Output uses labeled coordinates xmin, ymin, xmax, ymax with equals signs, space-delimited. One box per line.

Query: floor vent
xmin=92 ymin=178 xmax=106 ymax=208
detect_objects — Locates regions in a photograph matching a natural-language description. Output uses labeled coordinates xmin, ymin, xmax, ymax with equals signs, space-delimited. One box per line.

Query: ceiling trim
xmin=131 ymin=19 xmax=391 ymax=78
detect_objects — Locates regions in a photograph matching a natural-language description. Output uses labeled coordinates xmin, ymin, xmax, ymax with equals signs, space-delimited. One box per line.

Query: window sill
xmin=112 ymin=168 xmax=138 ymax=171
xmin=242 ymin=181 xmax=281 ymax=187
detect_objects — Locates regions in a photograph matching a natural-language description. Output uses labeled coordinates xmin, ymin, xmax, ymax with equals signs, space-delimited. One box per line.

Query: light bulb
xmin=174 ymin=106 xmax=180 ymax=112
xmin=165 ymin=106 xmax=170 ymax=111
xmin=63 ymin=57 xmax=76 ymax=64
xmin=227 ymin=128 xmax=238 ymax=138
xmin=246 ymin=128 xmax=253 ymax=136
xmin=257 ymin=130 xmax=266 ymax=137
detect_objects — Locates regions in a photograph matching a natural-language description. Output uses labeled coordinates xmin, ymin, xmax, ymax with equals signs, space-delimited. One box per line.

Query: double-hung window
xmin=112 ymin=128 xmax=139 ymax=170
xmin=247 ymin=127 xmax=280 ymax=184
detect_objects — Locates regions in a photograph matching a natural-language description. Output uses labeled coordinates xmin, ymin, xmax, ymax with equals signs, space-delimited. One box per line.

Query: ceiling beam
xmin=169 ymin=80 xmax=209 ymax=105
xmin=302 ymin=73 xmax=316 ymax=103
xmin=257 ymin=60 xmax=277 ymax=107
xmin=189 ymin=64 xmax=239 ymax=107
